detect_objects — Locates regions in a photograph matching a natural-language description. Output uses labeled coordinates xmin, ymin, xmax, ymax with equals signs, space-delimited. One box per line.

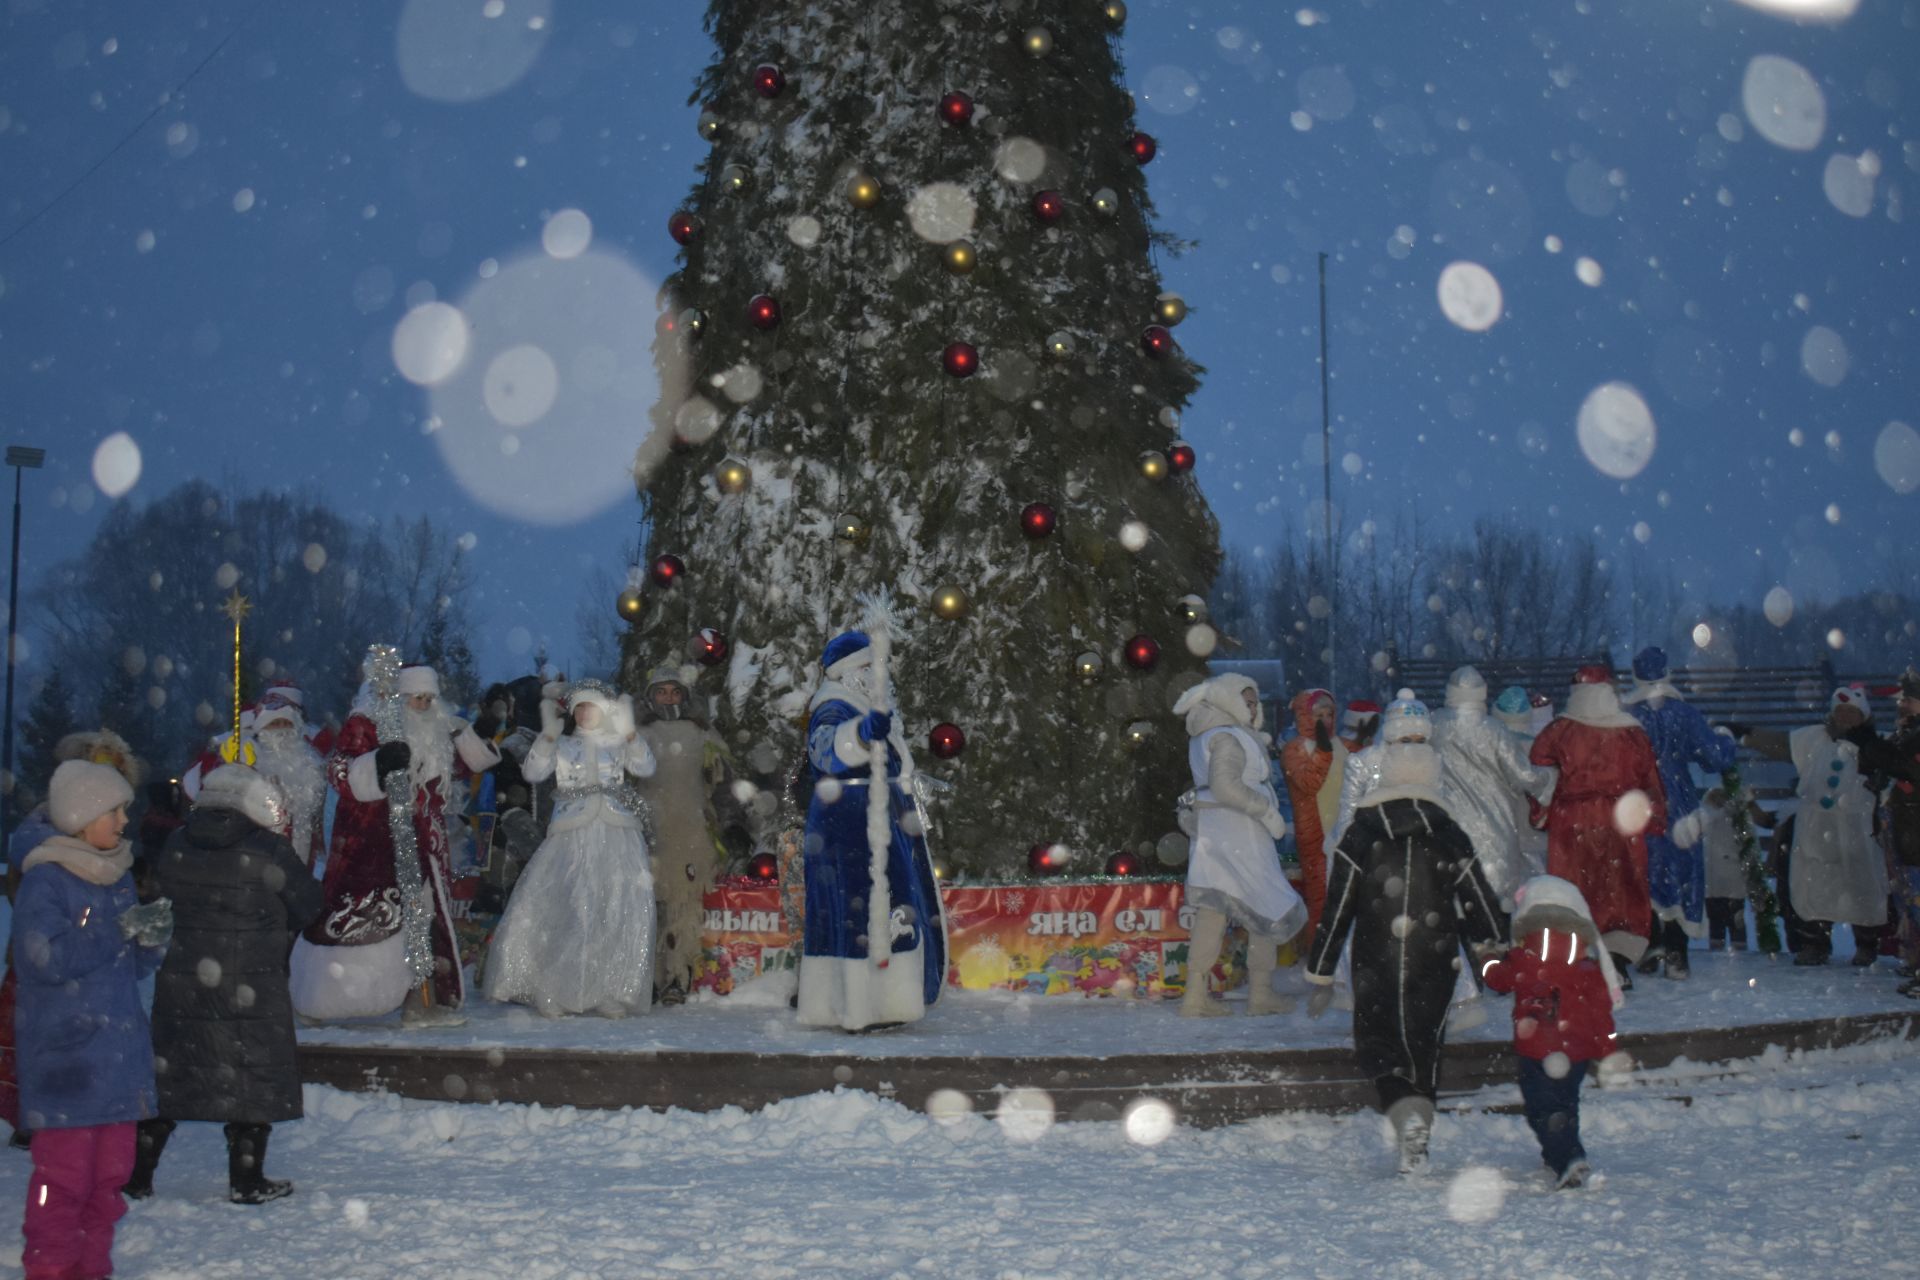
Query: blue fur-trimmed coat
xmin=1628 ymin=695 xmax=1737 ymax=931
xmin=798 ymin=683 xmax=946 ymax=1026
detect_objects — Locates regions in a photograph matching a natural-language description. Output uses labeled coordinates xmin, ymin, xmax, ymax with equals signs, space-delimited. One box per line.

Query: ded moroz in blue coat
xmin=1624 ymin=651 xmax=1737 ymax=936
xmin=797 ymin=632 xmax=947 ymax=1032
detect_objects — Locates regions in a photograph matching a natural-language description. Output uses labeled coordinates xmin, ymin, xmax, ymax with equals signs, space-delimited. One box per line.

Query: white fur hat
xmin=48 ymin=759 xmax=135 ymax=836
xmin=1510 ymin=874 xmax=1625 ymax=1010
xmin=194 ymin=765 xmax=289 ymax=833
xmin=1172 ymin=673 xmax=1261 ymax=735
xmin=397 ymin=665 xmax=440 ymax=697
xmin=1444 ymin=666 xmax=1487 ymax=710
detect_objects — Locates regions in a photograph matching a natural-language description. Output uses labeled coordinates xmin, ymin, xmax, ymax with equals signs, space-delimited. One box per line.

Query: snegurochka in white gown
xmin=485 ymin=680 xmax=659 ymax=1017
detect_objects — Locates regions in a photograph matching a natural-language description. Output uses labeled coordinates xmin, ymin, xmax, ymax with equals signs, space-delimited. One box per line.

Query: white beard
xmin=403 ymin=704 xmax=456 ymax=794
xmin=1380 ymin=742 xmax=1443 ymax=791
xmin=254 ymin=728 xmax=326 ymax=852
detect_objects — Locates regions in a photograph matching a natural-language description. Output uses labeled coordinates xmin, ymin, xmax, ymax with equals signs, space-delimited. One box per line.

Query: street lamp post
xmin=2 ymin=445 xmax=46 ymax=849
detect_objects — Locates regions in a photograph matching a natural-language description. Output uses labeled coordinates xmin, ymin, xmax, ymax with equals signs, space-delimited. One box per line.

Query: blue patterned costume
xmin=796 ymin=631 xmax=947 ymax=1030
xmin=1626 ymin=650 xmax=1737 ymax=935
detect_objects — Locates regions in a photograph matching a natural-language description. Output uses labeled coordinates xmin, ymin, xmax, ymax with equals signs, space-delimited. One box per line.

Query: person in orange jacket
xmin=1280 ymin=688 xmax=1345 ymax=940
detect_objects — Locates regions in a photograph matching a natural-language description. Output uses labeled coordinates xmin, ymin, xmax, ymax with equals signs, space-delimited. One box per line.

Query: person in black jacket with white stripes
xmin=1305 ymin=693 xmax=1508 ymax=1174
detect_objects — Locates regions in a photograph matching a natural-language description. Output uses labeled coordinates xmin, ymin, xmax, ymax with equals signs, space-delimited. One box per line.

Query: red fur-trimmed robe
xmin=304 ymin=712 xmax=498 ymax=1009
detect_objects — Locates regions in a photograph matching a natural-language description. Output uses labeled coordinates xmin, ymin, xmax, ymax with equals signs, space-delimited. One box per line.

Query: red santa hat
xmin=397 ymin=665 xmax=441 ymax=698
xmin=1572 ymin=664 xmax=1614 ymax=686
xmin=1341 ymin=699 xmax=1382 ymax=733
xmin=259 ymin=678 xmax=305 ymax=710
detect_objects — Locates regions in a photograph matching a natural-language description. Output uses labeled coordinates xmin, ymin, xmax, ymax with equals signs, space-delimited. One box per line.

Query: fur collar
xmin=1561 ymin=681 xmax=1642 ymax=729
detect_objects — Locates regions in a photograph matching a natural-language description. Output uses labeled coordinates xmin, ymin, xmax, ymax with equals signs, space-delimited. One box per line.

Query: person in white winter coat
xmin=485 ymin=680 xmax=659 ymax=1017
xmin=1430 ymin=667 xmax=1551 ymax=904
xmin=1172 ymin=674 xmax=1306 ymax=1017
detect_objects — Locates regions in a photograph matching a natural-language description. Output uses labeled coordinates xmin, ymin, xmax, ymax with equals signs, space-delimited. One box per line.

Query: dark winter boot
xmin=1662 ymin=922 xmax=1691 ymax=980
xmin=7 ymin=1128 xmax=30 ymax=1151
xmin=122 ymin=1117 xmax=176 ymax=1199
xmin=225 ymin=1123 xmax=293 ymax=1205
xmin=1609 ymin=953 xmax=1635 ymax=992
xmin=1793 ymin=947 xmax=1829 ymax=967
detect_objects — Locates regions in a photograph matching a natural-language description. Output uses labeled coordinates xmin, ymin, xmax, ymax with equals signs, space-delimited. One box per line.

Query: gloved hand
xmin=374 ymin=742 xmax=411 ymax=778
xmin=857 ymin=710 xmax=893 ymax=744
xmin=1313 ymin=722 xmax=1333 ymax=752
xmin=1259 ymin=809 xmax=1287 ymax=841
xmin=118 ymin=899 xmax=174 ymax=948
xmin=539 ymin=698 xmax=562 ymax=735
xmin=1305 ymin=983 xmax=1335 ymax=1020
xmin=612 ymin=693 xmax=638 ymax=740
xmin=1720 ymin=721 xmax=1752 ymax=742
xmin=1594 ymin=1049 xmax=1635 ymax=1088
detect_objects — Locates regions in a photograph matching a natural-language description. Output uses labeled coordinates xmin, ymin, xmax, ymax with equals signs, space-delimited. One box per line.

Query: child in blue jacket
xmin=13 ymin=760 xmax=172 ymax=1280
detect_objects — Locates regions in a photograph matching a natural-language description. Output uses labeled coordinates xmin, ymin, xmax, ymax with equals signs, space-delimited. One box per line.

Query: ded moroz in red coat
xmin=307 ymin=710 xmax=499 ymax=1010
xmin=1527 ymin=670 xmax=1668 ymax=961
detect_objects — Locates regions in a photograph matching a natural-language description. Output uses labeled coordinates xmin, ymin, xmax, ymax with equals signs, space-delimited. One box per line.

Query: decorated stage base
xmin=696 ymin=877 xmax=1304 ymax=1000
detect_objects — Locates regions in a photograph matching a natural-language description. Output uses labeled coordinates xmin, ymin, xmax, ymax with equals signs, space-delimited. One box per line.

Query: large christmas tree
xmin=625 ymin=0 xmax=1222 ymax=879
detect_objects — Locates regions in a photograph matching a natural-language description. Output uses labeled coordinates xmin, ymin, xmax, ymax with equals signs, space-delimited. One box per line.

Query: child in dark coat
xmin=13 ymin=760 xmax=173 ymax=1280
xmin=1479 ymin=874 xmax=1626 ymax=1188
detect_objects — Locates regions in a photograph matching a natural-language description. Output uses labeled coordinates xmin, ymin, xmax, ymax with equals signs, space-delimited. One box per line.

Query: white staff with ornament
xmin=858 ymin=591 xmax=901 ymax=973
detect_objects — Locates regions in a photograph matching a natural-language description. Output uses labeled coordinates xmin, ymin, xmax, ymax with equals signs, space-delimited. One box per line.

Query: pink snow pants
xmin=23 ymin=1122 xmax=134 ymax=1280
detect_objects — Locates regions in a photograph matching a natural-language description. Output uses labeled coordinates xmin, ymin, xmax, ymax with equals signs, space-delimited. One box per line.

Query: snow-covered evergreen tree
xmin=628 ymin=0 xmax=1220 ymax=877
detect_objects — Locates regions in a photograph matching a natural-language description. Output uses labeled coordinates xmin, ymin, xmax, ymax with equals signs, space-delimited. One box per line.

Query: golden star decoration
xmin=221 ymin=591 xmax=254 ymax=625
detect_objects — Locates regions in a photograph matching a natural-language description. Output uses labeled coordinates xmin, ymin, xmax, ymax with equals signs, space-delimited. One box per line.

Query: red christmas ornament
xmin=1031 ymin=190 xmax=1065 ymax=223
xmin=747 ymin=293 xmax=782 ymax=330
xmin=1019 ymin=501 xmax=1057 ymax=539
xmin=668 ymin=211 xmax=700 ymax=245
xmin=1105 ymin=850 xmax=1140 ymax=877
xmin=942 ymin=341 xmax=979 ymax=378
xmin=747 ymin=852 xmax=779 ymax=881
xmin=1140 ymin=325 xmax=1175 ymax=359
xmin=692 ymin=627 xmax=730 ymax=666
xmin=648 ymin=553 xmax=686 ymax=588
xmin=1028 ymin=843 xmax=1065 ymax=876
xmin=751 ymin=63 xmax=786 ymax=98
xmin=1128 ymin=131 xmax=1158 ymax=164
xmin=1167 ymin=441 xmax=1196 ymax=474
xmin=938 ymin=91 xmax=975 ymax=126
xmin=928 ymin=722 xmax=966 ymax=759
xmin=1124 ymin=634 xmax=1160 ymax=671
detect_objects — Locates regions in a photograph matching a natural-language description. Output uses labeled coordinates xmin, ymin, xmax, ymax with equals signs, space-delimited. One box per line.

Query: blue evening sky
xmin=1 ymin=0 xmax=1913 ymax=687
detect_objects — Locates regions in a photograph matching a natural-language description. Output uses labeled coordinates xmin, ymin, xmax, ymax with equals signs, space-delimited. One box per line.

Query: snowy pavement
xmin=298 ymin=943 xmax=1916 ymax=1061
xmin=0 ymin=1039 xmax=1911 ymax=1278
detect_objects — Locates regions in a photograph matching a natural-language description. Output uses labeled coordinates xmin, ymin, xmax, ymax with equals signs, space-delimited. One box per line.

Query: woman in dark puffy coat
xmin=124 ymin=765 xmax=324 ymax=1204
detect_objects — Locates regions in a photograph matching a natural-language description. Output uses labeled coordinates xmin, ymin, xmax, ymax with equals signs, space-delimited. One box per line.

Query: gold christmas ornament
xmin=1124 ymin=719 xmax=1154 ymax=748
xmin=1138 ymin=450 xmax=1170 ymax=482
xmin=1103 ymin=0 xmax=1128 ymax=26
xmin=720 ymin=164 xmax=751 ymax=194
xmin=832 ymin=512 xmax=870 ymax=544
xmin=1089 ymin=187 xmax=1120 ymax=217
xmin=1044 ymin=331 xmax=1076 ymax=361
xmin=846 ymin=173 xmax=882 ymax=209
xmin=1176 ymin=593 xmax=1208 ymax=624
xmin=932 ymin=585 xmax=971 ymax=620
xmin=1155 ymin=293 xmax=1188 ymax=326
xmin=943 ymin=241 xmax=978 ymax=275
xmin=617 ymin=588 xmax=646 ymax=622
xmin=714 ymin=458 xmax=752 ymax=495
xmin=697 ymin=111 xmax=722 ymax=141
xmin=1022 ymin=26 xmax=1055 ymax=57
xmin=1073 ymin=650 xmax=1105 ymax=682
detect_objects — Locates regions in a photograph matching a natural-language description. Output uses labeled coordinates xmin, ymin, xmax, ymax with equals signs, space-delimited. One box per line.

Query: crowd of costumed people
xmin=3 ymin=631 xmax=1918 ymax=1274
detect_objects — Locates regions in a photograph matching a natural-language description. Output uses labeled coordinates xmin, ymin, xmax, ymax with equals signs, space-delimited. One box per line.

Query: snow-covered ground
xmin=0 ymin=1040 xmax=1910 ymax=1278
xmin=299 ymin=940 xmax=1914 ymax=1059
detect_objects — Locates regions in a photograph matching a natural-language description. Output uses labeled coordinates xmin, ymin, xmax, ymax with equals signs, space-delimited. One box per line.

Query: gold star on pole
xmin=220 ymin=591 xmax=254 ymax=625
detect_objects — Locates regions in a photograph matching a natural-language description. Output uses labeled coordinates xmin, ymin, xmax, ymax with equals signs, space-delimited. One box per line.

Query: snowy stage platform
xmin=297 ymin=950 xmax=1920 ymax=1125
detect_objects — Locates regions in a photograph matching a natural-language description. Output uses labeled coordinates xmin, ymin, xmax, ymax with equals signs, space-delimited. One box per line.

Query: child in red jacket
xmin=1480 ymin=875 xmax=1626 ymax=1189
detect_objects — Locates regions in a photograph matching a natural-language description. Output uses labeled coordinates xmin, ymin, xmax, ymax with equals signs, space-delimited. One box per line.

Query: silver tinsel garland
xmin=363 ymin=643 xmax=436 ymax=985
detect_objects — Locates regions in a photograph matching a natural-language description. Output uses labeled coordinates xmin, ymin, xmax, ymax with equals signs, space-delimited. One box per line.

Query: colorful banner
xmin=697 ymin=878 xmax=1298 ymax=999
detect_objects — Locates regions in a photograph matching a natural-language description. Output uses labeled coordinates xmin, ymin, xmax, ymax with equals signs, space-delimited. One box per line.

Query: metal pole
xmin=1317 ymin=253 xmax=1337 ymax=695
xmin=3 ymin=464 xmax=23 ymax=843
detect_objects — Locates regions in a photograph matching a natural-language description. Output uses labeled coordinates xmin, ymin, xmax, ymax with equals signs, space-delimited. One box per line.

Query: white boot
xmin=1245 ymin=932 xmax=1295 ymax=1016
xmin=1179 ymin=907 xmax=1230 ymax=1018
xmin=1387 ymin=1096 xmax=1434 ymax=1175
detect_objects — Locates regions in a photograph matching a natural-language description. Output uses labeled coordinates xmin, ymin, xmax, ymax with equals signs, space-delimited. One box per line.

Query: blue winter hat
xmin=1632 ymin=646 xmax=1668 ymax=681
xmin=1381 ymin=688 xmax=1433 ymax=743
xmin=820 ymin=630 xmax=872 ymax=675
xmin=1494 ymin=686 xmax=1530 ymax=716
